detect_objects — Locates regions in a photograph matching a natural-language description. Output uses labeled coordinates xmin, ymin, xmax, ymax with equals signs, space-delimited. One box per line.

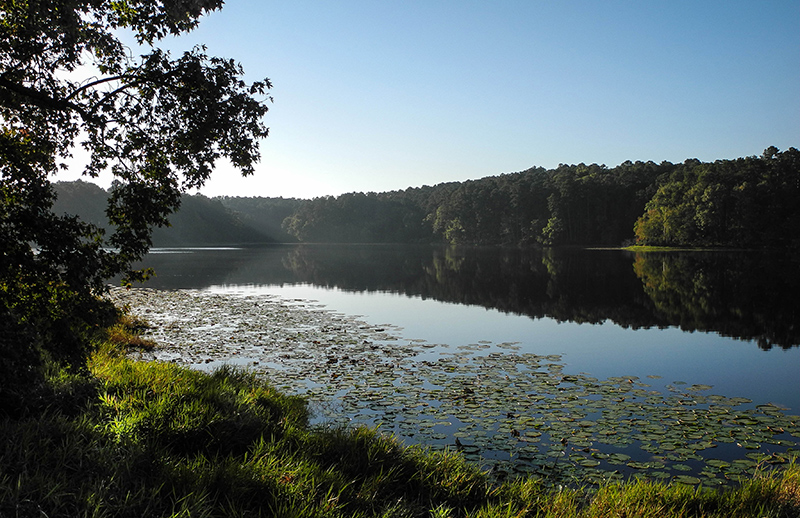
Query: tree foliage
xmin=282 ymin=161 xmax=668 ymax=246
xmin=282 ymin=192 xmax=430 ymax=243
xmin=634 ymin=147 xmax=800 ymax=248
xmin=1 ymin=0 xmax=271 ymax=401
xmin=217 ymin=195 xmax=302 ymax=242
xmin=279 ymin=149 xmax=798 ymax=249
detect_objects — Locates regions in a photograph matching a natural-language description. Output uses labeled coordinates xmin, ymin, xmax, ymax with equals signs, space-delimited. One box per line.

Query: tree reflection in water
xmin=132 ymin=245 xmax=799 ymax=350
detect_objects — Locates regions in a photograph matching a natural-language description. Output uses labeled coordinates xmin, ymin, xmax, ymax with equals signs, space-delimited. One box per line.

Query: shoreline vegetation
xmin=2 ymin=300 xmax=798 ymax=517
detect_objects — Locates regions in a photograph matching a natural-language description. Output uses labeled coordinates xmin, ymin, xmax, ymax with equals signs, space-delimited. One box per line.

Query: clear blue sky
xmin=67 ymin=1 xmax=800 ymax=199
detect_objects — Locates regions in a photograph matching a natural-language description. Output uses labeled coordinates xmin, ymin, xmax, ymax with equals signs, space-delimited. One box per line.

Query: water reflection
xmin=130 ymin=245 xmax=800 ymax=349
xmin=632 ymin=252 xmax=799 ymax=350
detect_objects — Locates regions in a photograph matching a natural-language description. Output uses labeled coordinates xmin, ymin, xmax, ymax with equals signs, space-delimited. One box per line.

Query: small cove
xmin=116 ymin=244 xmax=800 ymax=487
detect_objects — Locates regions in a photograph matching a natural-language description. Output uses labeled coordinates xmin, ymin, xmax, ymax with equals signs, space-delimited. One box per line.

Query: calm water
xmin=132 ymin=244 xmax=799 ymax=413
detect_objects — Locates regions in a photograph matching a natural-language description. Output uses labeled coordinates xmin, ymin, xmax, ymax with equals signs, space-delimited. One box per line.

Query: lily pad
xmin=110 ymin=287 xmax=800 ymax=490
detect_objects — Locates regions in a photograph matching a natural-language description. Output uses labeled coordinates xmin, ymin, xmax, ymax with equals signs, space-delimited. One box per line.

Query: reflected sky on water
xmin=211 ymin=282 xmax=799 ymax=413
xmin=131 ymin=244 xmax=800 ymax=413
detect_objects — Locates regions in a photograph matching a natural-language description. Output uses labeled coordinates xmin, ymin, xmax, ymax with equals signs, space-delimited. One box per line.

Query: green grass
xmin=0 ymin=320 xmax=798 ymax=517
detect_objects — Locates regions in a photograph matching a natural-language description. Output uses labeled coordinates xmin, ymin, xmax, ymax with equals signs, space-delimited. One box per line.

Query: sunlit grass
xmin=102 ymin=312 xmax=157 ymax=351
xmin=0 ymin=315 xmax=798 ymax=517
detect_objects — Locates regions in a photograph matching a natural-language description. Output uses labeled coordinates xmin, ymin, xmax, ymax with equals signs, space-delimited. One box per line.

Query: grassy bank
xmin=1 ymin=319 xmax=798 ymax=517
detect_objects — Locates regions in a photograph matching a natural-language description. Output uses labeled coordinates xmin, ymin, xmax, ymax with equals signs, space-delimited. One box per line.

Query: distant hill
xmin=52 ymin=181 xmax=282 ymax=246
xmin=52 ymin=180 xmax=109 ymax=228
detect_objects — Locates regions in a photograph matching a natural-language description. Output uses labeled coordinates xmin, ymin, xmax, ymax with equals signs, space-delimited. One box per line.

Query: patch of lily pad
xmin=109 ymin=287 xmax=800 ymax=488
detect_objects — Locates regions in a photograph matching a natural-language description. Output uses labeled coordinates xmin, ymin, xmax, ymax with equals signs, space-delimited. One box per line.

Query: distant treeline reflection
xmin=139 ymin=246 xmax=799 ymax=350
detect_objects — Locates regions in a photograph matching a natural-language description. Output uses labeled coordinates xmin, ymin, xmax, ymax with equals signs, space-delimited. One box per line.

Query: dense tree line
xmin=56 ymin=147 xmax=799 ymax=249
xmin=282 ymin=192 xmax=430 ymax=243
xmin=276 ymin=162 xmax=665 ymax=246
xmin=217 ymin=196 xmax=303 ymax=242
xmin=278 ymin=147 xmax=798 ymax=248
xmin=634 ymin=146 xmax=800 ymax=248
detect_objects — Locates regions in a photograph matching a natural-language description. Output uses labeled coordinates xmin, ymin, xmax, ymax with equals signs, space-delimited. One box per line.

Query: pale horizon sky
xmin=59 ymin=1 xmax=799 ymax=199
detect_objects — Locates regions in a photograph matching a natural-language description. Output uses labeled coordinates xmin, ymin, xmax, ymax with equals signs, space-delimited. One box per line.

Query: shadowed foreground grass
xmin=1 ymin=320 xmax=798 ymax=517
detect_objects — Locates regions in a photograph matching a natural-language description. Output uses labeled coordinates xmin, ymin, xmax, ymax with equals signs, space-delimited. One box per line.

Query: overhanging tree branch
xmin=0 ymin=77 xmax=96 ymax=123
xmin=64 ymin=75 xmax=129 ymax=101
xmin=1 ymin=0 xmax=271 ymax=384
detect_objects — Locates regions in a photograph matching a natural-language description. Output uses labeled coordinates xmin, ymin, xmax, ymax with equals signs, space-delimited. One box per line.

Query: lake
xmin=122 ymin=244 xmax=800 ymax=486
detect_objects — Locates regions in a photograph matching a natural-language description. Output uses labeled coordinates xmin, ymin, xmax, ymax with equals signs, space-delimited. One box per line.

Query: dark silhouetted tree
xmin=0 ymin=0 xmax=272 ymax=405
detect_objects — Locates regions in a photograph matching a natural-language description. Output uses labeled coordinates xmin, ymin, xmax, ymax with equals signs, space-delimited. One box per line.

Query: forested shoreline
xmin=55 ymin=146 xmax=799 ymax=249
